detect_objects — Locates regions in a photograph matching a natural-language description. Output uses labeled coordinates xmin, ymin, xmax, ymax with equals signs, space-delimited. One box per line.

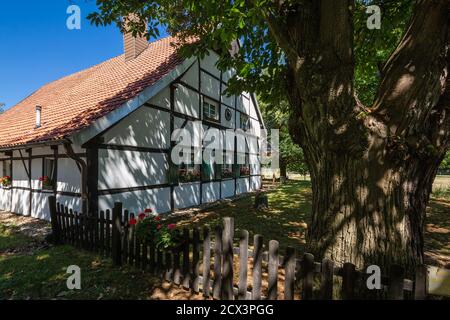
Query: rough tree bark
xmin=266 ymin=0 xmax=449 ymax=274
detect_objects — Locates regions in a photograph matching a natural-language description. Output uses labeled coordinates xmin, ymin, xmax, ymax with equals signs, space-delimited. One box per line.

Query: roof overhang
xmin=0 ymin=139 xmax=69 ymax=153
xmin=70 ymin=56 xmax=197 ymax=147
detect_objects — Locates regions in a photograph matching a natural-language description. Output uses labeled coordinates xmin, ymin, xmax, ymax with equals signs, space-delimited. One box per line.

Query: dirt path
xmin=0 ymin=211 xmax=51 ymax=239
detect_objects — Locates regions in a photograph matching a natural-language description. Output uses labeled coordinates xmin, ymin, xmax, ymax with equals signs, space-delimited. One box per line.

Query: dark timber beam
xmin=86 ymin=147 xmax=99 ymax=215
xmin=64 ymin=143 xmax=89 ymax=213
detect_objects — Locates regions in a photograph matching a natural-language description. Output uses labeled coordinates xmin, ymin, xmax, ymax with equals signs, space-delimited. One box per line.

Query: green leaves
xmin=87 ymin=0 xmax=415 ymax=109
xmin=354 ymin=0 xmax=414 ymax=105
xmin=440 ymin=151 xmax=450 ymax=171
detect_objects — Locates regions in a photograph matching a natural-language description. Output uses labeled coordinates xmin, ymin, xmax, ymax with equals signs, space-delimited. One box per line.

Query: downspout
xmin=63 ymin=142 xmax=88 ymax=213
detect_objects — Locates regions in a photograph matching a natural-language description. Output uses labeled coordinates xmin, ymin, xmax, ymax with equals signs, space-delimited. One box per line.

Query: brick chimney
xmin=123 ymin=14 xmax=148 ymax=62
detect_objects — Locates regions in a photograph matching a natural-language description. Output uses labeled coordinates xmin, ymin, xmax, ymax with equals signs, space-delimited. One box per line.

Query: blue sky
xmin=0 ymin=1 xmax=166 ymax=110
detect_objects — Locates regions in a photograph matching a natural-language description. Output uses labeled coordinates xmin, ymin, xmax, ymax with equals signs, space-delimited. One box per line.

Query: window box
xmin=222 ymin=167 xmax=235 ymax=179
xmin=179 ymin=168 xmax=201 ymax=183
xmin=240 ymin=166 xmax=251 ymax=177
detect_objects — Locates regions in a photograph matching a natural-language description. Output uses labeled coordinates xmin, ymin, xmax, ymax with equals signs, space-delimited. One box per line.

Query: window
xmin=203 ymin=98 xmax=219 ymax=122
xmin=178 ymin=151 xmax=201 ymax=183
xmin=2 ymin=159 xmax=11 ymax=178
xmin=42 ymin=158 xmax=55 ymax=190
xmin=202 ymin=150 xmax=223 ymax=181
xmin=237 ymin=153 xmax=250 ymax=177
xmin=1 ymin=160 xmax=11 ymax=187
xmin=240 ymin=113 xmax=249 ymax=131
xmin=202 ymin=160 xmax=214 ymax=181
xmin=222 ymin=153 xmax=234 ymax=179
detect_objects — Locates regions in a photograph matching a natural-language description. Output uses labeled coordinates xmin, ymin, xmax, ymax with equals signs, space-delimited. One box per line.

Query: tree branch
xmin=263 ymin=9 xmax=300 ymax=63
xmin=373 ymin=0 xmax=449 ymax=136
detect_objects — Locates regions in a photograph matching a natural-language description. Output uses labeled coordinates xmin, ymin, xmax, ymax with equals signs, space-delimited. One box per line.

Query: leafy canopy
xmin=88 ymin=0 xmax=414 ymax=106
xmin=259 ymin=98 xmax=307 ymax=174
xmin=440 ymin=151 xmax=450 ymax=171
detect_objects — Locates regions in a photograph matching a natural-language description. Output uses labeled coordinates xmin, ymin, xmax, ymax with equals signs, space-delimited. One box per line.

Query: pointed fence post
xmin=342 ymin=262 xmax=356 ymax=300
xmin=252 ymin=234 xmax=263 ymax=300
xmin=414 ymin=264 xmax=428 ymax=300
xmin=284 ymin=247 xmax=296 ymax=300
xmin=268 ymin=240 xmax=279 ymax=300
xmin=388 ymin=264 xmax=405 ymax=300
xmin=302 ymin=253 xmax=315 ymax=300
xmin=49 ymin=196 xmax=61 ymax=244
xmin=213 ymin=226 xmax=222 ymax=299
xmin=112 ymin=202 xmax=123 ymax=266
xmin=202 ymin=227 xmax=211 ymax=298
xmin=320 ymin=258 xmax=334 ymax=300
xmin=238 ymin=230 xmax=249 ymax=300
xmin=221 ymin=217 xmax=235 ymax=300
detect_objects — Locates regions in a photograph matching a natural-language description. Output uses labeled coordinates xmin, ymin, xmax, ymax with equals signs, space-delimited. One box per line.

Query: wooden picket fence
xmin=49 ymin=196 xmax=433 ymax=300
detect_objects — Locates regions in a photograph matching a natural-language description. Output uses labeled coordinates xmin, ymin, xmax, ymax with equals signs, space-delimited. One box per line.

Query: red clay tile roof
xmin=0 ymin=36 xmax=183 ymax=149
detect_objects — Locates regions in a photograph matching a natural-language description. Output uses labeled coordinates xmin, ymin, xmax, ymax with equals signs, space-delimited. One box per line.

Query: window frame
xmin=202 ymin=97 xmax=220 ymax=122
xmin=221 ymin=152 xmax=235 ymax=180
xmin=2 ymin=159 xmax=11 ymax=178
xmin=237 ymin=153 xmax=250 ymax=177
xmin=1 ymin=159 xmax=12 ymax=187
xmin=42 ymin=157 xmax=55 ymax=190
xmin=240 ymin=113 xmax=249 ymax=131
xmin=177 ymin=150 xmax=201 ymax=184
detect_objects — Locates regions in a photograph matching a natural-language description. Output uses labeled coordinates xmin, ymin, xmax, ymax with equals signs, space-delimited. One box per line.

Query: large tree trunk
xmin=266 ymin=0 xmax=449 ymax=274
xmin=303 ymin=138 xmax=444 ymax=274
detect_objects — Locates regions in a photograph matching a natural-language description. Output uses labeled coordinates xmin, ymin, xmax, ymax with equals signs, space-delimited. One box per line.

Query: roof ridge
xmin=0 ymin=34 xmax=183 ymax=148
xmin=2 ymin=35 xmax=175 ymax=117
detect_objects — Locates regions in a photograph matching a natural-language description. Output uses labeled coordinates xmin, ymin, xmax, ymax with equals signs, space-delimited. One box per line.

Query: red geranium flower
xmin=129 ymin=218 xmax=137 ymax=225
xmin=168 ymin=224 xmax=176 ymax=230
xmin=138 ymin=213 xmax=146 ymax=220
xmin=144 ymin=208 xmax=152 ymax=213
xmin=157 ymin=224 xmax=162 ymax=230
xmin=154 ymin=216 xmax=161 ymax=221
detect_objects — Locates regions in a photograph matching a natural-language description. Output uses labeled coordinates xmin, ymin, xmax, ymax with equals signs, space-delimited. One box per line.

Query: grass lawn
xmin=167 ymin=178 xmax=450 ymax=267
xmin=432 ymin=175 xmax=450 ymax=199
xmin=168 ymin=181 xmax=312 ymax=253
xmin=0 ymin=177 xmax=448 ymax=300
xmin=0 ymin=221 xmax=162 ymax=299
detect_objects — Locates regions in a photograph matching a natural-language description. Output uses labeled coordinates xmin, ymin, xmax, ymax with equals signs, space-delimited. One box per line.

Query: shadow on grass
xmin=167 ymin=180 xmax=312 ymax=252
xmin=168 ymin=180 xmax=449 ymax=267
xmin=425 ymin=198 xmax=450 ymax=268
xmin=0 ymin=243 xmax=161 ymax=300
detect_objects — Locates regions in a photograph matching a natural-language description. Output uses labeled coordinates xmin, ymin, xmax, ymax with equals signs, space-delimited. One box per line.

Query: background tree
xmin=259 ymin=98 xmax=308 ymax=181
xmin=439 ymin=151 xmax=450 ymax=173
xmin=89 ymin=0 xmax=449 ymax=274
xmin=0 ymin=103 xmax=5 ymax=114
